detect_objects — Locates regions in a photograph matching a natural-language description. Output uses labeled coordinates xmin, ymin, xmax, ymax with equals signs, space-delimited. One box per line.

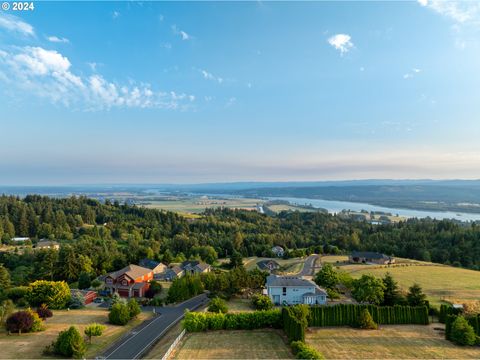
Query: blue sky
xmin=0 ymin=1 xmax=479 ymax=185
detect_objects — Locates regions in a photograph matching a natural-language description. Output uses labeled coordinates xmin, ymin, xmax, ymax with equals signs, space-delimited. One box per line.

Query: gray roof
xmin=351 ymin=251 xmax=390 ymax=260
xmin=257 ymin=260 xmax=280 ymax=270
xmin=266 ymin=275 xmax=315 ymax=287
xmin=139 ymin=258 xmax=161 ymax=269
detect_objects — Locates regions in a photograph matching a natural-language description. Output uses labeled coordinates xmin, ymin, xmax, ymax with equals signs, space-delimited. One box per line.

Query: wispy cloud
xmin=112 ymin=11 xmax=120 ymax=19
xmin=0 ymin=13 xmax=35 ymax=37
xmin=0 ymin=46 xmax=195 ymax=111
xmin=327 ymin=34 xmax=354 ymax=55
xmin=418 ymin=0 xmax=480 ymax=24
xmin=200 ymin=69 xmax=223 ymax=84
xmin=403 ymin=68 xmax=422 ymax=79
xmin=172 ymin=25 xmax=192 ymax=40
xmin=47 ymin=36 xmax=69 ymax=43
xmin=225 ymin=97 xmax=236 ymax=108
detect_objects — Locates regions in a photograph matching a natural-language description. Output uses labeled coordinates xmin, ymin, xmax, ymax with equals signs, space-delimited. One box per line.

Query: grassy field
xmin=0 ymin=308 xmax=152 ymax=359
xmin=266 ymin=204 xmax=317 ymax=213
xmin=320 ymin=255 xmax=480 ymax=306
xmin=306 ymin=325 xmax=480 ymax=359
xmin=142 ymin=197 xmax=264 ymax=214
xmin=225 ymin=297 xmax=254 ymax=312
xmin=172 ymin=330 xmax=293 ymax=359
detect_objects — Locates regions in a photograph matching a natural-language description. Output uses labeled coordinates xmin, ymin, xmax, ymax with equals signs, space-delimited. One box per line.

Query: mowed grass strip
xmin=173 ymin=330 xmax=293 ymax=359
xmin=0 ymin=308 xmax=152 ymax=359
xmin=306 ymin=325 xmax=480 ymax=359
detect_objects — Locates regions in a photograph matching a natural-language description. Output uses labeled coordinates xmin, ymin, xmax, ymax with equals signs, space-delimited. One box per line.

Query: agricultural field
xmin=172 ymin=330 xmax=293 ymax=359
xmin=306 ymin=325 xmax=480 ymax=359
xmin=141 ymin=196 xmax=264 ymax=214
xmin=0 ymin=308 xmax=152 ymax=359
xmin=321 ymin=255 xmax=480 ymax=306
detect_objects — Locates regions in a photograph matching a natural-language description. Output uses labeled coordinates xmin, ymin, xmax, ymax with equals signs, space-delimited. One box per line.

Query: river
xmin=269 ymin=196 xmax=480 ymax=222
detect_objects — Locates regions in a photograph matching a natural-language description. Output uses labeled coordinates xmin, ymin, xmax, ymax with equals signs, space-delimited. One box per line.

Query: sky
xmin=0 ymin=0 xmax=480 ymax=185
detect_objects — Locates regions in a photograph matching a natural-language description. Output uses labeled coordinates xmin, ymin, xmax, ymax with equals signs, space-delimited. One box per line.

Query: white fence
xmin=161 ymin=329 xmax=186 ymax=360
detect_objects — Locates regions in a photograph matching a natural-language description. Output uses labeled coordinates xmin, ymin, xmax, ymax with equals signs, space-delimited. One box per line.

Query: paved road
xmin=298 ymin=254 xmax=320 ymax=276
xmin=102 ymin=293 xmax=209 ymax=360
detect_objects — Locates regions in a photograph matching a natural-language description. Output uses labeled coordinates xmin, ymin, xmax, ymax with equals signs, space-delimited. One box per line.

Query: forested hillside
xmin=0 ymin=195 xmax=479 ymax=286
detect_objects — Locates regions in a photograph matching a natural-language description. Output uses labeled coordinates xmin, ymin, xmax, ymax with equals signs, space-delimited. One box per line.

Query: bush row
xmin=309 ymin=304 xmax=429 ymax=327
xmin=446 ymin=314 xmax=480 ymax=340
xmin=439 ymin=304 xmax=462 ymax=324
xmin=290 ymin=341 xmax=324 ymax=360
xmin=182 ymin=309 xmax=282 ymax=332
xmin=282 ymin=307 xmax=306 ymax=342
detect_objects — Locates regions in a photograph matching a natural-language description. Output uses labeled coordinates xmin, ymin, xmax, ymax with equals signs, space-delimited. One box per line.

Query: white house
xmin=266 ymin=275 xmax=327 ymax=306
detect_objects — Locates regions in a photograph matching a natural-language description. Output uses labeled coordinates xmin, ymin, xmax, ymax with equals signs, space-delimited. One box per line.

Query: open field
xmin=225 ymin=297 xmax=254 ymax=312
xmin=265 ymin=204 xmax=317 ymax=213
xmin=306 ymin=324 xmax=480 ymax=359
xmin=0 ymin=308 xmax=152 ymax=359
xmin=172 ymin=330 xmax=293 ymax=359
xmin=320 ymin=255 xmax=480 ymax=306
xmin=142 ymin=196 xmax=264 ymax=214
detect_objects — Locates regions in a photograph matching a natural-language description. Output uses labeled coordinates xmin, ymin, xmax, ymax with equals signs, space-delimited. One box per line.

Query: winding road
xmin=297 ymin=254 xmax=320 ymax=277
xmin=102 ymin=293 xmax=209 ymax=360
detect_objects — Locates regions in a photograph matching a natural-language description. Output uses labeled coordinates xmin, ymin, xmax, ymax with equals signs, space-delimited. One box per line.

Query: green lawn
xmin=306 ymin=325 xmax=480 ymax=359
xmin=173 ymin=330 xmax=293 ymax=359
xmin=225 ymin=297 xmax=254 ymax=312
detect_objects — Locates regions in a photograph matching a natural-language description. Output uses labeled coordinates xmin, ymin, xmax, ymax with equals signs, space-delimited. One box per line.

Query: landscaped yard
xmin=306 ymin=325 xmax=480 ymax=359
xmin=0 ymin=308 xmax=152 ymax=359
xmin=172 ymin=330 xmax=293 ymax=359
xmin=225 ymin=297 xmax=254 ymax=312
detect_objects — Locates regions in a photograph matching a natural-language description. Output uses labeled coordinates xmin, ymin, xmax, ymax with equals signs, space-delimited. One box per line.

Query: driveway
xmin=298 ymin=254 xmax=320 ymax=277
xmin=101 ymin=293 xmax=209 ymax=359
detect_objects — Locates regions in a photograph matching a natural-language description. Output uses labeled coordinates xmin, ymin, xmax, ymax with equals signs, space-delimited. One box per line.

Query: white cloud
xmin=87 ymin=62 xmax=98 ymax=71
xmin=200 ymin=69 xmax=223 ymax=84
xmin=418 ymin=0 xmax=480 ymax=24
xmin=403 ymin=68 xmax=422 ymax=79
xmin=403 ymin=73 xmax=413 ymax=79
xmin=0 ymin=45 xmax=195 ymax=111
xmin=327 ymin=34 xmax=354 ymax=55
xmin=412 ymin=68 xmax=421 ymax=73
xmin=360 ymin=67 xmax=365 ymax=72
xmin=112 ymin=11 xmax=120 ymax=19
xmin=172 ymin=25 xmax=192 ymax=40
xmin=0 ymin=13 xmax=35 ymax=37
xmin=47 ymin=36 xmax=69 ymax=43
xmin=225 ymin=97 xmax=236 ymax=108
xmin=160 ymin=42 xmax=172 ymax=50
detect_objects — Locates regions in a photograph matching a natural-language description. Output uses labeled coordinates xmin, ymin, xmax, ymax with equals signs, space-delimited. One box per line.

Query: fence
xmin=161 ymin=329 xmax=186 ymax=360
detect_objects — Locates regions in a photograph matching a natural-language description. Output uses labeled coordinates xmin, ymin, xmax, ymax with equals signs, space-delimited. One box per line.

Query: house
xmin=266 ymin=275 xmax=327 ymax=306
xmin=349 ymin=251 xmax=395 ymax=265
xmin=138 ymin=258 xmax=167 ymax=275
xmin=271 ymin=246 xmax=285 ymax=257
xmin=257 ymin=259 xmax=280 ymax=272
xmin=157 ymin=265 xmax=184 ymax=281
xmin=35 ymin=239 xmax=60 ymax=250
xmin=181 ymin=260 xmax=211 ymax=275
xmin=71 ymin=289 xmax=97 ymax=305
xmin=11 ymin=237 xmax=30 ymax=243
xmin=104 ymin=264 xmax=153 ymax=298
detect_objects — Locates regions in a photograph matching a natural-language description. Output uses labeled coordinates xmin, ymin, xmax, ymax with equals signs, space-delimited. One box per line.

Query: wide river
xmin=269 ymin=196 xmax=480 ymax=222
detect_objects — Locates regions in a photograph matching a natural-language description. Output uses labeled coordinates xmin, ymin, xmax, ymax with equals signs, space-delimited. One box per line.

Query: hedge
xmin=183 ymin=309 xmax=282 ymax=332
xmin=309 ymin=304 xmax=429 ymax=327
xmin=439 ymin=304 xmax=462 ymax=324
xmin=282 ymin=308 xmax=305 ymax=342
xmin=445 ymin=314 xmax=480 ymax=340
xmin=290 ymin=341 xmax=324 ymax=360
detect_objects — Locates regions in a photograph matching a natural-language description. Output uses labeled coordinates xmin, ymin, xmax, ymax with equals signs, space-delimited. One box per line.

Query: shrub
xmin=148 ymin=297 xmax=163 ymax=306
xmin=6 ymin=310 xmax=34 ymax=334
xmin=91 ymin=279 xmax=102 ymax=289
xmin=109 ymin=303 xmax=131 ymax=325
xmin=208 ymin=297 xmax=228 ymax=313
xmin=356 ymin=308 xmax=378 ymax=330
xmin=6 ymin=286 xmax=29 ymax=304
xmin=26 ymin=308 xmax=45 ymax=332
xmin=53 ymin=326 xmax=86 ymax=358
xmin=127 ymin=299 xmax=141 ymax=319
xmin=36 ymin=304 xmax=53 ymax=320
xmin=27 ymin=281 xmax=71 ymax=309
xmin=290 ymin=341 xmax=324 ymax=360
xmin=0 ymin=299 xmax=15 ymax=326
xmin=68 ymin=290 xmax=85 ymax=309
xmin=451 ymin=316 xmax=476 ymax=346
xmin=84 ymin=322 xmax=106 ymax=343
xmin=251 ymin=294 xmax=273 ymax=311
xmin=78 ymin=272 xmax=91 ymax=290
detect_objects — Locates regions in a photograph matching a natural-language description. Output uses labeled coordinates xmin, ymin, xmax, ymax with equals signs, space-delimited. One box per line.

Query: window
xmin=282 ymin=287 xmax=287 ymax=295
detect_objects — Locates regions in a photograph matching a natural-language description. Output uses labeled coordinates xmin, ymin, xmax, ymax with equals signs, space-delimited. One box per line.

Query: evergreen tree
xmin=382 ymin=272 xmax=403 ymax=306
xmin=407 ymin=283 xmax=427 ymax=306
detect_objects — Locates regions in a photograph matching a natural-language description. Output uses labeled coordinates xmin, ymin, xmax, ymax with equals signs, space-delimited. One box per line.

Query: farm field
xmin=141 ymin=196 xmax=264 ymax=214
xmin=320 ymin=255 xmax=480 ymax=306
xmin=0 ymin=308 xmax=152 ymax=359
xmin=306 ymin=325 xmax=480 ymax=359
xmin=172 ymin=330 xmax=293 ymax=359
xmin=265 ymin=204 xmax=317 ymax=213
